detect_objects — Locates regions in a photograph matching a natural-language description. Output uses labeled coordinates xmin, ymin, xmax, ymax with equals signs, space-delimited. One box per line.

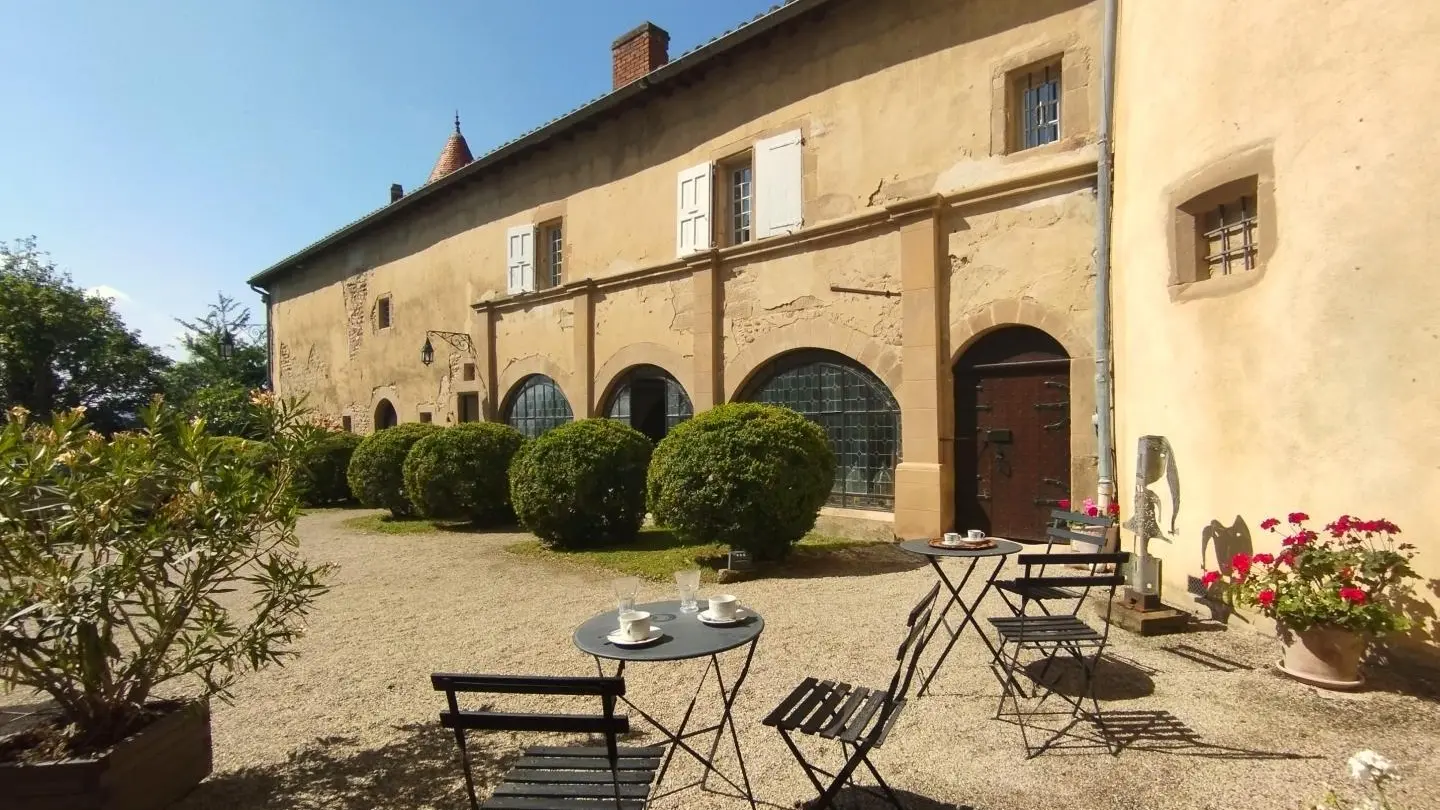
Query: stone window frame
xmin=418 ymin=411 xmax=433 ymax=423
xmin=341 ymin=415 xmax=352 ymax=433
xmin=1167 ymin=145 xmax=1276 ymax=302
xmin=375 ymin=294 xmax=393 ymax=330
xmin=462 ymin=362 xmax=477 ymax=382
xmin=990 ymin=39 xmax=1090 ymax=159
xmin=456 ymin=392 xmax=481 ymax=423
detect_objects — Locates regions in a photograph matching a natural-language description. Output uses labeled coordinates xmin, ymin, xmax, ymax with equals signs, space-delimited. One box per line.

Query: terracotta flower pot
xmin=1276 ymin=626 xmax=1367 ymax=690
xmin=0 ymin=700 xmax=212 ymax=810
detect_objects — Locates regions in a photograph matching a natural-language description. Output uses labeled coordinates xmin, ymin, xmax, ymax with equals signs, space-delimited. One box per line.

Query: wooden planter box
xmin=0 ymin=701 xmax=212 ymax=810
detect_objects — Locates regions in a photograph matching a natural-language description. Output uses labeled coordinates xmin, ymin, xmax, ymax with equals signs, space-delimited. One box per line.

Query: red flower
xmin=1277 ymin=550 xmax=1296 ymax=567
xmin=1201 ymin=570 xmax=1220 ymax=587
xmin=1257 ymin=589 xmax=1276 ymax=607
xmin=1260 ymin=517 xmax=1280 ymax=531
xmin=1231 ymin=553 xmax=1252 ymax=574
xmin=1287 ymin=512 xmax=1309 ymax=524
xmin=1252 ymin=553 xmax=1274 ymax=565
xmin=1058 ymin=499 xmax=1070 ymax=510
xmin=1327 ymin=515 xmax=1353 ymax=537
xmin=1106 ymin=501 xmax=1121 ymax=517
xmin=1339 ymin=587 xmax=1367 ymax=605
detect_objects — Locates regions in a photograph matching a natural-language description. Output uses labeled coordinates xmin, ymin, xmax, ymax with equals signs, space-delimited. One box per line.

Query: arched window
xmin=504 ymin=375 xmax=573 ymax=438
xmin=605 ymin=365 xmax=693 ymax=443
xmin=373 ymin=399 xmax=398 ymax=430
xmin=742 ymin=350 xmax=900 ymax=510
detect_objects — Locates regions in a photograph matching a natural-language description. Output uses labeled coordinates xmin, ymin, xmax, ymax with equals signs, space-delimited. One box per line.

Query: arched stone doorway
xmin=603 ymin=365 xmax=693 ymax=443
xmin=953 ymin=326 xmax=1070 ymax=542
xmin=373 ymin=399 xmax=398 ymax=430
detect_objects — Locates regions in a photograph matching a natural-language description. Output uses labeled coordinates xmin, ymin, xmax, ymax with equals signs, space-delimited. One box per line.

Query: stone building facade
xmin=253 ymin=0 xmax=1107 ymax=544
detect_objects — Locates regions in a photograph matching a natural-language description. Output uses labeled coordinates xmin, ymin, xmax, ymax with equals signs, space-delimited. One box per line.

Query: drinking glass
xmin=675 ymin=569 xmax=701 ymax=613
xmin=611 ymin=576 xmax=640 ymax=615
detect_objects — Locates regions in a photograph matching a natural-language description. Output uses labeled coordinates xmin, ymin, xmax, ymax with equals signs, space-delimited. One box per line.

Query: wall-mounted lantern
xmin=420 ymin=330 xmax=475 ymax=366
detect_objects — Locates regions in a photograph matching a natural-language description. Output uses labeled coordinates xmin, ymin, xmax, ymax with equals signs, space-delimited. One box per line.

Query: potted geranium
xmin=1200 ymin=512 xmax=1418 ymax=690
xmin=1056 ymin=497 xmax=1120 ymax=554
xmin=0 ymin=395 xmax=333 ymax=810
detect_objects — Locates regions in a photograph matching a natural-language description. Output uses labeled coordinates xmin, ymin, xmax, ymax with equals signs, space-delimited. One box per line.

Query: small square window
xmin=457 ymin=392 xmax=480 ymax=423
xmin=377 ymin=296 xmax=392 ymax=329
xmin=1174 ymin=174 xmax=1264 ymax=287
xmin=341 ymin=415 xmax=353 ymax=433
xmin=463 ymin=363 xmax=477 ymax=381
xmin=540 ymin=220 xmax=563 ymax=288
xmin=419 ymin=411 xmax=432 ymax=423
xmin=1013 ymin=61 xmax=1061 ymax=151
xmin=717 ymin=153 xmax=752 ymax=246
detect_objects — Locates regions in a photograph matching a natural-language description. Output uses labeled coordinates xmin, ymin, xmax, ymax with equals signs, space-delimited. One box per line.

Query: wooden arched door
xmin=953 ymin=326 xmax=1070 ymax=542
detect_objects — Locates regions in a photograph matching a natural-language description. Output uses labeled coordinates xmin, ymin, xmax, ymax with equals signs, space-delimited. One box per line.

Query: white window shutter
xmin=754 ymin=129 xmax=804 ymax=238
xmin=506 ymin=224 xmax=536 ymax=294
xmin=676 ymin=162 xmax=712 ymax=257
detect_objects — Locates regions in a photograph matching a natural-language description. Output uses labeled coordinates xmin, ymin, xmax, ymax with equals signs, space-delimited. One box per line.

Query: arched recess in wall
xmin=502 ymin=374 xmax=574 ymax=438
xmin=601 ymin=364 xmax=693 ymax=444
xmin=737 ymin=349 xmax=901 ymax=511
xmin=373 ymin=399 xmax=398 ymax=431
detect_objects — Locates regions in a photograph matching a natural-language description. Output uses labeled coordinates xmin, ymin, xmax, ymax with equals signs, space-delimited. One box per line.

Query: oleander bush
xmin=510 ymin=418 xmax=653 ymax=549
xmin=402 ymin=422 xmax=526 ymax=524
xmin=345 ymin=422 xmax=440 ymax=518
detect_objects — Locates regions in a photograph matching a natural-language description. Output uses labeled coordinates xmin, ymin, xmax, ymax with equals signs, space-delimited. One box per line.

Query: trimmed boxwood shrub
xmin=294 ymin=431 xmax=362 ymax=506
xmin=510 ymin=418 xmax=653 ymax=549
xmin=648 ymin=402 xmax=835 ymax=561
xmin=346 ymin=423 xmax=440 ymax=518
xmin=402 ymin=422 xmax=526 ymax=524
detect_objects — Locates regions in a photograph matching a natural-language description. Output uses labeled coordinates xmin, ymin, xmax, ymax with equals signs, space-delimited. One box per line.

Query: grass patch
xmin=341 ymin=513 xmax=484 ymax=535
xmin=505 ymin=528 xmax=883 ymax=583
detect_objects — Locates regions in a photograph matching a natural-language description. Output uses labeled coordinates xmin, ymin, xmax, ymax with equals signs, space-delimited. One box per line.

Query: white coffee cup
xmin=968 ymin=529 xmax=986 ymax=542
xmin=618 ymin=610 xmax=652 ymax=642
xmin=708 ymin=594 xmax=739 ymax=621
xmin=942 ymin=532 xmax=961 ymax=545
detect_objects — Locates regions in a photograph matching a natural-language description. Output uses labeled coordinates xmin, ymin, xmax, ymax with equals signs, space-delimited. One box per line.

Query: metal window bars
xmin=1201 ymin=196 xmax=1259 ymax=277
xmin=1020 ymin=64 xmax=1061 ymax=149
xmin=506 ymin=375 xmax=574 ymax=438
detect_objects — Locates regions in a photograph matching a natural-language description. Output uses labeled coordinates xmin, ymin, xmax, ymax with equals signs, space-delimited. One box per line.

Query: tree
xmin=164 ymin=293 xmax=269 ymax=437
xmin=0 ymin=237 xmax=170 ymax=433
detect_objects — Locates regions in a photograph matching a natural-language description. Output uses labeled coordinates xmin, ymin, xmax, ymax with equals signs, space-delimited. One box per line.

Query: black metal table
xmin=899 ymin=538 xmax=1022 ymax=696
xmin=573 ymin=599 xmax=764 ymax=809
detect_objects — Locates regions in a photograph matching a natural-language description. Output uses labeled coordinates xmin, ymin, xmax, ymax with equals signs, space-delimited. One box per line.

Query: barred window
xmin=1016 ymin=62 xmax=1061 ymax=150
xmin=744 ymin=351 xmax=900 ymax=511
xmin=1200 ymin=196 xmax=1259 ymax=278
xmin=504 ymin=375 xmax=573 ymax=438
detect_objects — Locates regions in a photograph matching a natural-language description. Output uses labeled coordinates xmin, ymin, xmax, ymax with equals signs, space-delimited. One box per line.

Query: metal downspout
xmin=1094 ymin=0 xmax=1119 ymax=508
xmin=249 ymin=284 xmax=274 ymax=392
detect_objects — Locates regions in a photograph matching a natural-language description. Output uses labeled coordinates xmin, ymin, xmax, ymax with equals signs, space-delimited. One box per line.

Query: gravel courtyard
xmin=44 ymin=510 xmax=1440 ymax=810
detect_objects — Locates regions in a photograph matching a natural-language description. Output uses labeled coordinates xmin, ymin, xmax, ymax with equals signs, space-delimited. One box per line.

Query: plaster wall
xmin=1110 ymin=0 xmax=1440 ymax=636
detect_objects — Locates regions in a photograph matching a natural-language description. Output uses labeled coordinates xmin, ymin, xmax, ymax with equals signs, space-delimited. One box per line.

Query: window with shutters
xmin=539 ymin=219 xmax=564 ymax=288
xmin=753 ymin=129 xmax=803 ymax=238
xmin=717 ymin=153 xmax=753 ymax=246
xmin=675 ymin=162 xmax=712 ymax=257
xmin=506 ymin=224 xmax=536 ymax=295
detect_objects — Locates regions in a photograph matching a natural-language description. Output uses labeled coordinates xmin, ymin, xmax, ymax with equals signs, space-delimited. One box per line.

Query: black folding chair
xmin=762 ymin=582 xmax=941 ymax=810
xmin=431 ymin=673 xmax=664 ymax=810
xmin=988 ymin=552 xmax=1130 ymax=758
xmin=995 ymin=509 xmax=1116 ymax=618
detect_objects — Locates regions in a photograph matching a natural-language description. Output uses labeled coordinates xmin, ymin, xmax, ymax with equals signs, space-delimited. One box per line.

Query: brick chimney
xmin=390 ymin=183 xmax=404 ymax=203
xmin=612 ymin=22 xmax=670 ymax=89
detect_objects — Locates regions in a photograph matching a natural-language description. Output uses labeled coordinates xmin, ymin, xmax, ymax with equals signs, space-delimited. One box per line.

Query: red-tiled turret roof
xmin=427 ymin=113 xmax=474 ymax=184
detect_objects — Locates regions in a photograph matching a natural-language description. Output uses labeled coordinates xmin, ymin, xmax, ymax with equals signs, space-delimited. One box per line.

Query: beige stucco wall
xmin=1110 ymin=0 xmax=1440 ymax=639
xmin=265 ymin=0 xmax=1103 ymax=536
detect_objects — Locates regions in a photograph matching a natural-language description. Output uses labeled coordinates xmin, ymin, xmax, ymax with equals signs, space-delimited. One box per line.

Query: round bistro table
xmin=573 ymin=599 xmax=764 ymax=809
xmin=898 ymin=538 xmax=1022 ymax=696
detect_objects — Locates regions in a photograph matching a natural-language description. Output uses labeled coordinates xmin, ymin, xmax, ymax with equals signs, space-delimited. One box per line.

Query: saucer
xmin=606 ymin=627 xmax=663 ymax=646
xmin=697 ymin=608 xmax=748 ymax=626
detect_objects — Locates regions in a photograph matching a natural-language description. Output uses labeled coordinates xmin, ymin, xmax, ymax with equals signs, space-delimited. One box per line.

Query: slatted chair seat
xmin=484 ymin=745 xmax=666 ymax=810
xmin=432 ymin=673 xmax=658 ymax=810
xmin=763 ymin=678 xmax=903 ymax=746
xmin=764 ymin=582 xmax=940 ymax=810
xmin=995 ymin=509 xmax=1116 ymax=617
xmin=990 ymin=615 xmax=1104 ymax=644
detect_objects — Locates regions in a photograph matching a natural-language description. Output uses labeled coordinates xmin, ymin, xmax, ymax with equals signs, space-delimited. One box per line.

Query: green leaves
xmin=404 ymin=422 xmax=525 ymax=524
xmin=0 ymin=394 xmax=333 ymax=749
xmin=510 ymin=418 xmax=651 ymax=548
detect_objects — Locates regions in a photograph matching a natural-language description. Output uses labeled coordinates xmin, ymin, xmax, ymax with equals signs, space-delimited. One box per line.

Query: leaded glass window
xmin=504 ymin=375 xmax=573 ymax=438
xmin=746 ymin=352 xmax=900 ymax=510
xmin=606 ymin=366 xmax=693 ymax=442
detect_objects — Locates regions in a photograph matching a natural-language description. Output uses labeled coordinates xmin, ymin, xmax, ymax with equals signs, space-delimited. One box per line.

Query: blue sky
xmin=0 ymin=1 xmax=778 ymax=356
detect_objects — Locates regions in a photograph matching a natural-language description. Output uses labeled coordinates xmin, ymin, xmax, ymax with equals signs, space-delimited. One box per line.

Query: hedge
xmin=402 ymin=422 xmax=526 ymax=524
xmin=346 ymin=423 xmax=440 ymax=518
xmin=294 ymin=431 xmax=362 ymax=507
xmin=509 ymin=418 xmax=652 ymax=549
xmin=647 ymin=402 xmax=835 ymax=561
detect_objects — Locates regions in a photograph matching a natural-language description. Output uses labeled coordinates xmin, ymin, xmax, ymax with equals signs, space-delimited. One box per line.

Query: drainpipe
xmin=249 ymin=284 xmax=274 ymax=392
xmin=1093 ymin=0 xmax=1119 ymax=509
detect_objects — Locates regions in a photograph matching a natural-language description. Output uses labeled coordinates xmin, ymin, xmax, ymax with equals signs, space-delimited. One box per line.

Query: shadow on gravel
xmin=801 ymin=786 xmax=976 ymax=809
xmin=178 ymin=722 xmax=510 ymax=810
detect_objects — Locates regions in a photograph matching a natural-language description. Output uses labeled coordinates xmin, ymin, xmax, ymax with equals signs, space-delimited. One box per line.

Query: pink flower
xmin=1339 ymin=587 xmax=1367 ymax=605
xmin=1287 ymin=512 xmax=1309 ymax=524
xmin=1201 ymin=570 xmax=1221 ymax=587
xmin=1058 ymin=498 xmax=1070 ymax=510
xmin=1257 ymin=589 xmax=1276 ymax=607
xmin=1260 ymin=517 xmax=1280 ymax=531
